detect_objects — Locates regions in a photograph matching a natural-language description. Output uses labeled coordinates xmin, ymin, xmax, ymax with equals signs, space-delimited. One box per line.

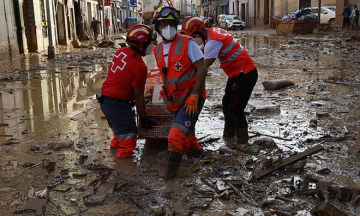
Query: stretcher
xmin=138 ymin=69 xmax=174 ymax=139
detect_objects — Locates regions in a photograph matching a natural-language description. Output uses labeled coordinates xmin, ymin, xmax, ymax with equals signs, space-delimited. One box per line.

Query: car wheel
xmin=240 ymin=27 xmax=244 ymax=30
xmin=329 ymin=19 xmax=335 ymax=28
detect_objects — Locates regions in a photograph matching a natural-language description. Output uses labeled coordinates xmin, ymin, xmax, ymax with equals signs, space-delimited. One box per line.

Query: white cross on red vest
xmin=110 ymin=52 xmax=127 ymax=73
xmin=174 ymin=62 xmax=182 ymax=71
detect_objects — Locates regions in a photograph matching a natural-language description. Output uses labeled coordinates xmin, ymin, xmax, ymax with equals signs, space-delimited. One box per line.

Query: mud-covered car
xmin=218 ymin=14 xmax=245 ymax=30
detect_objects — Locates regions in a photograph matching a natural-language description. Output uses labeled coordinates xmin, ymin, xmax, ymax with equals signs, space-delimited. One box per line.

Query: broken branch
xmin=225 ymin=181 xmax=258 ymax=207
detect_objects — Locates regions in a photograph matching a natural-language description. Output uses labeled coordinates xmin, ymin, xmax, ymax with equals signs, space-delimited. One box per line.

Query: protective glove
xmin=141 ymin=117 xmax=156 ymax=129
xmin=185 ymin=94 xmax=199 ymax=117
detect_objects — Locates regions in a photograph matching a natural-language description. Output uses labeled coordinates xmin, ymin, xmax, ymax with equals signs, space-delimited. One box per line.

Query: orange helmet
xmin=181 ymin=16 xmax=206 ymax=36
xmin=152 ymin=6 xmax=180 ymax=25
xmin=126 ymin=24 xmax=157 ymax=55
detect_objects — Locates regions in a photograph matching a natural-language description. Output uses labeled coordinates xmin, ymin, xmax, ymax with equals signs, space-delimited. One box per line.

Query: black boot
xmin=236 ymin=128 xmax=249 ymax=144
xmin=164 ymin=151 xmax=183 ymax=180
xmin=223 ymin=118 xmax=235 ymax=137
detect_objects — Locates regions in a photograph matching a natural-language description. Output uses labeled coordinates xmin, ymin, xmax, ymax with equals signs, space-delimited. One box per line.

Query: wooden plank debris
xmin=251 ymin=144 xmax=324 ymax=180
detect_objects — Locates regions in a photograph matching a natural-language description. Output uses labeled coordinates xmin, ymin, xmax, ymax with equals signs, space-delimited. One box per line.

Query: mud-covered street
xmin=0 ymin=28 xmax=359 ymax=216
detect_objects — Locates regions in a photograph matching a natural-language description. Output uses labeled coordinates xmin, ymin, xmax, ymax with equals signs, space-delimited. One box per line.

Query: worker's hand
xmin=185 ymin=94 xmax=199 ymax=117
xmin=141 ymin=117 xmax=156 ymax=129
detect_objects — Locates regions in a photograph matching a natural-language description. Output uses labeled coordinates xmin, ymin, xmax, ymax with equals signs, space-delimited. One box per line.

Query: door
xmin=241 ymin=3 xmax=245 ymax=22
xmin=13 ymin=0 xmax=24 ymax=54
xmin=264 ymin=0 xmax=269 ymax=25
xmin=56 ymin=2 xmax=67 ymax=45
xmin=23 ymin=0 xmax=37 ymax=52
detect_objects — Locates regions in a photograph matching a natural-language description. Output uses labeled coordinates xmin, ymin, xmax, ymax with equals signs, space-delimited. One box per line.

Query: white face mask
xmin=161 ymin=25 xmax=176 ymax=41
xmin=194 ymin=37 xmax=203 ymax=46
xmin=145 ymin=43 xmax=154 ymax=55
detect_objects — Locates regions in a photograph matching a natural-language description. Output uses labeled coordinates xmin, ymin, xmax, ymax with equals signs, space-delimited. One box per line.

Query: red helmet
xmin=126 ymin=24 xmax=157 ymax=54
xmin=152 ymin=6 xmax=180 ymax=25
xmin=181 ymin=16 xmax=205 ymax=35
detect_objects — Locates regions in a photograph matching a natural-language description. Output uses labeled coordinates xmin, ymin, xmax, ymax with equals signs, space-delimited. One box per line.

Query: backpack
xmin=356 ymin=9 xmax=359 ymax=17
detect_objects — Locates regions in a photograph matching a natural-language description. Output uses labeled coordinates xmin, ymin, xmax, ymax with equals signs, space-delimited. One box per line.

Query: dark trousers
xmin=99 ymin=97 xmax=137 ymax=137
xmin=222 ymin=68 xmax=258 ymax=129
xmin=342 ymin=17 xmax=350 ymax=29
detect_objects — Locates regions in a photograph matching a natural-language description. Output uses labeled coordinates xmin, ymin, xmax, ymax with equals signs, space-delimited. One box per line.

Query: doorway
xmin=23 ymin=0 xmax=37 ymax=52
xmin=241 ymin=3 xmax=245 ymax=22
xmin=264 ymin=0 xmax=269 ymax=25
xmin=56 ymin=2 xmax=66 ymax=45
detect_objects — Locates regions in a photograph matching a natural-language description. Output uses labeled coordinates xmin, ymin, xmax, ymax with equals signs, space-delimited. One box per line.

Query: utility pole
xmin=46 ymin=0 xmax=55 ymax=59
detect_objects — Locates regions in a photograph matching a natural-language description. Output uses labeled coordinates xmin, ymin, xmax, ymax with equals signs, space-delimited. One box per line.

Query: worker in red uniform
xmin=98 ymin=24 xmax=157 ymax=158
xmin=181 ymin=17 xmax=258 ymax=145
xmin=152 ymin=6 xmax=208 ymax=180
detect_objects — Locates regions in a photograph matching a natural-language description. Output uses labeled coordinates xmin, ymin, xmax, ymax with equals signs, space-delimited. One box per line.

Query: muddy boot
xmin=236 ymin=128 xmax=249 ymax=145
xmin=223 ymin=119 xmax=235 ymax=137
xmin=164 ymin=151 xmax=183 ymax=181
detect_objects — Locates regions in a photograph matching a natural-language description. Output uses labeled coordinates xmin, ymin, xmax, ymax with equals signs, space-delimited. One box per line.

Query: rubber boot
xmin=110 ymin=133 xmax=121 ymax=148
xmin=223 ymin=118 xmax=235 ymax=137
xmin=236 ymin=128 xmax=249 ymax=145
xmin=164 ymin=151 xmax=183 ymax=181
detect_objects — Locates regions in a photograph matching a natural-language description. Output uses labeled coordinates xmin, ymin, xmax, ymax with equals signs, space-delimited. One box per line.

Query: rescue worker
xmin=152 ymin=6 xmax=208 ymax=180
xmin=181 ymin=17 xmax=258 ymax=145
xmin=98 ymin=24 xmax=157 ymax=158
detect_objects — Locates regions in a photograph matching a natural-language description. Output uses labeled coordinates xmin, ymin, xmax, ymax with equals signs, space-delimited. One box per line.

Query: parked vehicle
xmin=218 ymin=14 xmax=245 ymax=30
xmin=305 ymin=7 xmax=336 ymax=27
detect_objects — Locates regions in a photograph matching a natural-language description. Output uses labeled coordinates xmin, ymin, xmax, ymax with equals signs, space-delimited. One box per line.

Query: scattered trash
xmin=2 ymin=138 xmax=20 ymax=146
xmin=251 ymin=144 xmax=324 ymax=180
xmin=21 ymin=129 xmax=30 ymax=134
xmin=42 ymin=160 xmax=56 ymax=172
xmin=262 ymin=79 xmax=295 ymax=90
xmin=47 ymin=140 xmax=74 ymax=150
xmin=1 ymin=161 xmax=18 ymax=171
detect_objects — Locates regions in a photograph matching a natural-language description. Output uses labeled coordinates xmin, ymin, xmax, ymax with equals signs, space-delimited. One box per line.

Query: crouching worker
xmin=98 ymin=24 xmax=157 ymax=158
xmin=152 ymin=6 xmax=208 ymax=180
xmin=181 ymin=17 xmax=258 ymax=145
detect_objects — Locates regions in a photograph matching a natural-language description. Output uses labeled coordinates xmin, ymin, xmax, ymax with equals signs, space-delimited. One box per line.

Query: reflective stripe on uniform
xmin=162 ymin=92 xmax=189 ymax=106
xmin=218 ymin=39 xmax=237 ymax=58
xmin=156 ymin=42 xmax=163 ymax=59
xmin=220 ymin=45 xmax=243 ymax=63
xmin=117 ymin=132 xmax=137 ymax=140
xmin=172 ymin=123 xmax=196 ymax=136
xmin=174 ymin=36 xmax=184 ymax=56
xmin=168 ymin=69 xmax=197 ymax=85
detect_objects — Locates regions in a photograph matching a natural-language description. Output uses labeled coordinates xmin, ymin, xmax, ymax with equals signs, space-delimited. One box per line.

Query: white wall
xmin=0 ymin=0 xmax=19 ymax=61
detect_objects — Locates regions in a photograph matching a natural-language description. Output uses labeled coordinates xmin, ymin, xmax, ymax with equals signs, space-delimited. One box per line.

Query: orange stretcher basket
xmin=138 ymin=69 xmax=174 ymax=139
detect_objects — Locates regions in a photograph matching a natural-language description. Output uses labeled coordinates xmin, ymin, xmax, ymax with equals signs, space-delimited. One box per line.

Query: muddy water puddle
xmin=0 ymin=30 xmax=360 ymax=215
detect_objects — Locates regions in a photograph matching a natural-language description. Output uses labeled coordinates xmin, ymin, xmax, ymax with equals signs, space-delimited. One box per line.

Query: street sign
xmin=130 ymin=0 xmax=136 ymax=7
xmin=104 ymin=0 xmax=110 ymax=6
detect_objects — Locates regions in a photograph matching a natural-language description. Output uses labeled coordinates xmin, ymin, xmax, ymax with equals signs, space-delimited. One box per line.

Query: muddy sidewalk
xmin=0 ymin=29 xmax=359 ymax=215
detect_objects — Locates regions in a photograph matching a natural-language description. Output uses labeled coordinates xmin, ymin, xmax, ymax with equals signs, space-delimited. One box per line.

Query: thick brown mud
xmin=0 ymin=29 xmax=359 ymax=215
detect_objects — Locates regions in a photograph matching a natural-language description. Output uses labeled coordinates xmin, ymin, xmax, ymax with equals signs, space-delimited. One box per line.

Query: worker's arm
xmin=204 ymin=58 xmax=216 ymax=68
xmin=134 ymin=87 xmax=147 ymax=119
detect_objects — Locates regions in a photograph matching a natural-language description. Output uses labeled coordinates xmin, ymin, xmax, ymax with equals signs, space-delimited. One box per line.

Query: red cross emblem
xmin=110 ymin=52 xmax=127 ymax=73
xmin=185 ymin=121 xmax=191 ymax=127
xmin=174 ymin=62 xmax=182 ymax=71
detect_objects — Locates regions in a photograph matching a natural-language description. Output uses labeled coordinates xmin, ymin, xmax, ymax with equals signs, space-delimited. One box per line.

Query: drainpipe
xmin=46 ymin=0 xmax=55 ymax=59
